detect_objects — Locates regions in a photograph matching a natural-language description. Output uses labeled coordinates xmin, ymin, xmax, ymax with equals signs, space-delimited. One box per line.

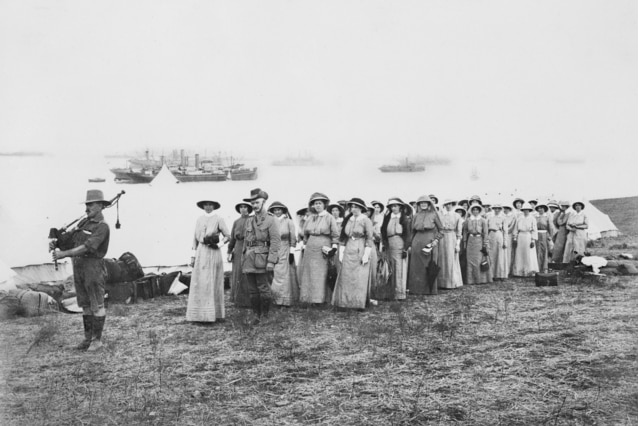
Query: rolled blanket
xmin=8 ymin=289 xmax=58 ymax=316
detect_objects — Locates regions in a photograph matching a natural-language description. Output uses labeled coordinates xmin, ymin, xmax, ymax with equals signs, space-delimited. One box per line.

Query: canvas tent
xmin=582 ymin=200 xmax=619 ymax=240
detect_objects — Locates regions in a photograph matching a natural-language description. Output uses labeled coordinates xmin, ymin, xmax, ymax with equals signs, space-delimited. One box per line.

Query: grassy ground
xmin=1 ymin=200 xmax=637 ymax=425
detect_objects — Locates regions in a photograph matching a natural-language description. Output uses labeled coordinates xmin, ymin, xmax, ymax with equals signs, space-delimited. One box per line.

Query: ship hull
xmin=379 ymin=166 xmax=425 ymax=173
xmin=230 ymin=168 xmax=258 ymax=180
xmin=174 ymin=174 xmax=228 ymax=182
xmin=110 ymin=168 xmax=156 ymax=183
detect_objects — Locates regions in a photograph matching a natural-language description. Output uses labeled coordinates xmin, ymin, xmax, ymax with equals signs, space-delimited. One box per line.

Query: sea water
xmin=0 ymin=153 xmax=634 ymax=268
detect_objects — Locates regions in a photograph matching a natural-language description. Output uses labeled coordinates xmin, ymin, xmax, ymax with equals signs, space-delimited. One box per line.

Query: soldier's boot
xmin=76 ymin=315 xmax=93 ymax=350
xmin=87 ymin=316 xmax=106 ymax=352
xmin=250 ymin=296 xmax=262 ymax=325
xmin=261 ymin=299 xmax=271 ymax=320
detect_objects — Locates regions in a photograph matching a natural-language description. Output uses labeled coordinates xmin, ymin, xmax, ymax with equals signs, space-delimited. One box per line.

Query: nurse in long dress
xmin=268 ymin=202 xmax=299 ymax=307
xmin=511 ymin=202 xmax=539 ymax=277
xmin=332 ymin=198 xmax=374 ymax=310
xmin=436 ymin=199 xmax=463 ymax=289
xmin=563 ymin=201 xmax=589 ymax=263
xmin=187 ymin=199 xmax=230 ymax=323
xmin=487 ymin=204 xmax=509 ymax=280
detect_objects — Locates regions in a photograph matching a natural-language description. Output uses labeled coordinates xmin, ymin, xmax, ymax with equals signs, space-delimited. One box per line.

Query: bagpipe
xmin=48 ymin=191 xmax=125 ymax=270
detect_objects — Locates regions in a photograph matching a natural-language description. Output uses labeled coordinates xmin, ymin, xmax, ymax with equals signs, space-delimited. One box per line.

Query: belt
xmin=349 ymin=236 xmax=364 ymax=240
xmin=308 ymin=233 xmax=327 ymax=237
xmin=468 ymin=233 xmax=482 ymax=237
xmin=441 ymin=229 xmax=455 ymax=233
xmin=488 ymin=229 xmax=500 ymax=232
xmin=246 ymin=241 xmax=269 ymax=248
xmin=537 ymin=230 xmax=547 ymax=233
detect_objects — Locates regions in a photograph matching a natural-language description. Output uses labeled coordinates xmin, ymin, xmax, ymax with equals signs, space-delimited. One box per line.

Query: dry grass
xmin=1 ymin=235 xmax=637 ymax=425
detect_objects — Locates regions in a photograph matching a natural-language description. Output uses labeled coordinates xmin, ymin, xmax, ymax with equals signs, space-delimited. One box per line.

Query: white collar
xmin=391 ymin=213 xmax=401 ymax=219
xmin=317 ymin=210 xmax=328 ymax=217
xmin=469 ymin=215 xmax=481 ymax=221
xmin=204 ymin=211 xmax=216 ymax=217
xmin=353 ymin=213 xmax=365 ymax=221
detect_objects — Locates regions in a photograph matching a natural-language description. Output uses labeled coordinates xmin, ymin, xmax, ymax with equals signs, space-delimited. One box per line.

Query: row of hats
xmin=197 ymin=189 xmax=587 ymax=214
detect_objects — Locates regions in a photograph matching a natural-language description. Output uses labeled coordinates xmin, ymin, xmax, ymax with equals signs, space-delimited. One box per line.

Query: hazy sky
xmin=0 ymin=0 xmax=636 ymax=162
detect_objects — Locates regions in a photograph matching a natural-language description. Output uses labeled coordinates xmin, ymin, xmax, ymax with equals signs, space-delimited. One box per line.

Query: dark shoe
xmin=76 ymin=315 xmax=93 ymax=350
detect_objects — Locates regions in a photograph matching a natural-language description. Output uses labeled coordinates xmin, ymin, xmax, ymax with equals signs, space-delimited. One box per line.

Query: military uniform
xmin=241 ymin=191 xmax=281 ymax=319
xmin=72 ymin=213 xmax=110 ymax=311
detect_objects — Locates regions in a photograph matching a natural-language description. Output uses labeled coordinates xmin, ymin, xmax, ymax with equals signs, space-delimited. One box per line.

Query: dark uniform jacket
xmin=242 ymin=209 xmax=281 ymax=273
xmin=72 ymin=212 xmax=110 ymax=258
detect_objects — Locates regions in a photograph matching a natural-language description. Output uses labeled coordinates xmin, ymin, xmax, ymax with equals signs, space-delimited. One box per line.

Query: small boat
xmin=88 ymin=177 xmax=106 ymax=183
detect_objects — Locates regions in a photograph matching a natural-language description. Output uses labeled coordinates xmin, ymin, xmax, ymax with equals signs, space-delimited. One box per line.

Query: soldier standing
xmin=52 ymin=190 xmax=111 ymax=351
xmin=241 ymin=188 xmax=281 ymax=324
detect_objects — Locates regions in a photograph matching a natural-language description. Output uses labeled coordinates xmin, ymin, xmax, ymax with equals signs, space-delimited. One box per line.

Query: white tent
xmin=582 ymin=200 xmax=619 ymax=240
xmin=149 ymin=164 xmax=179 ymax=186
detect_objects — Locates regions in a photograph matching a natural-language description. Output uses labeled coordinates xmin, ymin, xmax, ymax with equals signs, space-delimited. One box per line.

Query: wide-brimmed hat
xmin=268 ymin=201 xmax=289 ymax=214
xmin=347 ymin=197 xmax=367 ymax=211
xmin=469 ymin=204 xmax=483 ymax=213
xmin=457 ymin=197 xmax=469 ymax=206
xmin=535 ymin=203 xmax=549 ymax=212
xmin=528 ymin=198 xmax=539 ymax=205
xmin=243 ymin=188 xmax=269 ymax=202
xmin=337 ymin=199 xmax=348 ymax=208
xmin=442 ymin=199 xmax=456 ymax=207
xmin=416 ymin=195 xmax=434 ymax=205
xmin=513 ymin=197 xmax=524 ymax=208
xmin=83 ymin=189 xmax=111 ymax=206
xmin=309 ymin=192 xmax=329 ymax=204
xmin=371 ymin=200 xmax=385 ymax=212
xmin=296 ymin=207 xmax=308 ymax=216
xmin=327 ymin=203 xmax=344 ymax=217
xmin=386 ymin=197 xmax=405 ymax=209
xmin=454 ymin=205 xmax=467 ymax=215
xmin=428 ymin=194 xmax=439 ymax=205
xmin=404 ymin=203 xmax=414 ymax=216
xmin=469 ymin=195 xmax=482 ymax=203
xmin=520 ymin=202 xmax=534 ymax=211
xmin=559 ymin=200 xmax=570 ymax=207
xmin=572 ymin=201 xmax=585 ymax=210
xmin=547 ymin=200 xmax=559 ymax=209
xmin=491 ymin=203 xmax=503 ymax=209
xmin=196 ymin=200 xmax=221 ymax=210
xmin=503 ymin=204 xmax=513 ymax=210
xmin=235 ymin=202 xmax=253 ymax=214
xmin=469 ymin=200 xmax=483 ymax=209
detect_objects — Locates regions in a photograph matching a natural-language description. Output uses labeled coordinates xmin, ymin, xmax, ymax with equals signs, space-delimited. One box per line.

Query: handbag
xmin=480 ymin=255 xmax=490 ymax=272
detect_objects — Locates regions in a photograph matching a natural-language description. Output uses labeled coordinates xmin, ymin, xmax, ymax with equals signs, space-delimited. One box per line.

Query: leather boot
xmin=250 ymin=296 xmax=262 ymax=325
xmin=261 ymin=298 xmax=271 ymax=319
xmin=87 ymin=316 xmax=105 ymax=352
xmin=76 ymin=315 xmax=93 ymax=350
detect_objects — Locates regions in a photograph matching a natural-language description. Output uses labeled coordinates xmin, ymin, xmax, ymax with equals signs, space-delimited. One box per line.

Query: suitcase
xmin=158 ymin=271 xmax=181 ymax=296
xmin=135 ymin=275 xmax=160 ymax=300
xmin=535 ymin=272 xmax=559 ymax=287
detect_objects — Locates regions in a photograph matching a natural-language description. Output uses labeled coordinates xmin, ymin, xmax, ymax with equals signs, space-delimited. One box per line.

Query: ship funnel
xmin=180 ymin=149 xmax=185 ymax=167
xmin=195 ymin=154 xmax=200 ymax=168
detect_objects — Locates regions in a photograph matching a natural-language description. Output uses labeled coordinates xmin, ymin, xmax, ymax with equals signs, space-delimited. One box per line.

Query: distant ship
xmin=379 ymin=158 xmax=426 ymax=173
xmin=110 ymin=150 xmax=258 ymax=183
xmin=272 ymin=154 xmax=322 ymax=166
xmin=110 ymin=167 xmax=158 ymax=183
xmin=88 ymin=177 xmax=106 ymax=183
